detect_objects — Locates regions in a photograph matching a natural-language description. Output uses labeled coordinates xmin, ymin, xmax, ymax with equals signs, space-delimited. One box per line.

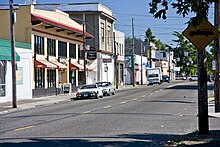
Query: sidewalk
xmin=0 ymin=94 xmax=74 ymax=114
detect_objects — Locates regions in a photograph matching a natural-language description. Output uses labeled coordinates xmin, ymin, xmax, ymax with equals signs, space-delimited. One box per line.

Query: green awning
xmin=0 ymin=39 xmax=31 ymax=61
xmin=0 ymin=46 xmax=20 ymax=61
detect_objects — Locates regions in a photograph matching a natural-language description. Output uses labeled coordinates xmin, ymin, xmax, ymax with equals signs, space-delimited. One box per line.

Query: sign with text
xmin=87 ymin=50 xmax=97 ymax=60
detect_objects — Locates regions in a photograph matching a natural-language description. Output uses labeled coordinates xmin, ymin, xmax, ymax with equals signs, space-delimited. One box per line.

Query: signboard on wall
xmin=16 ymin=67 xmax=23 ymax=85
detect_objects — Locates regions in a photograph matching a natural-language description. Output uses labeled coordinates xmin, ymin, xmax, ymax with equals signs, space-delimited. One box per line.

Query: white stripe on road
xmin=103 ymin=105 xmax=112 ymax=109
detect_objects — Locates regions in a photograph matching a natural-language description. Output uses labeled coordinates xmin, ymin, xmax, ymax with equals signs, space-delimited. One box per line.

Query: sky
xmin=0 ymin=0 xmax=215 ymax=47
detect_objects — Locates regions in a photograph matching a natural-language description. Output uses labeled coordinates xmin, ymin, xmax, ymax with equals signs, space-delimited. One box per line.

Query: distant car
xmin=188 ymin=75 xmax=198 ymax=81
xmin=76 ymin=84 xmax=103 ymax=99
xmin=175 ymin=75 xmax=186 ymax=80
xmin=95 ymin=82 xmax=115 ymax=96
xmin=162 ymin=75 xmax=170 ymax=83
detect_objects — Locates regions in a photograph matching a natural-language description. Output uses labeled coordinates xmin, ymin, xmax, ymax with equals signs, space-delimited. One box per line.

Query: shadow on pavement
xmin=167 ymin=85 xmax=213 ymax=90
xmin=0 ymin=130 xmax=220 ymax=147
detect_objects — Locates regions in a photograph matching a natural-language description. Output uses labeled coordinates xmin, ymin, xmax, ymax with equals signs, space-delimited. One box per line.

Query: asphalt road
xmin=0 ymin=81 xmax=218 ymax=147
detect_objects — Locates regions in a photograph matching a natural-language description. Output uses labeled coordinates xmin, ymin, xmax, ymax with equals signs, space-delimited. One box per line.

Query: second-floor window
xmin=78 ymin=45 xmax=84 ymax=60
xmin=34 ymin=35 xmax=44 ymax=55
xmin=47 ymin=38 xmax=56 ymax=56
xmin=69 ymin=43 xmax=76 ymax=59
xmin=107 ymin=26 xmax=110 ymax=45
xmin=101 ymin=23 xmax=104 ymax=43
xmin=58 ymin=41 xmax=67 ymax=58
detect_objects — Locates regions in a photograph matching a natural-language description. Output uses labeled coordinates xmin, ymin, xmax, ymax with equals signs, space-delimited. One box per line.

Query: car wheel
xmin=107 ymin=90 xmax=111 ymax=96
xmin=112 ymin=90 xmax=115 ymax=95
xmin=189 ymin=78 xmax=192 ymax=82
xmin=95 ymin=92 xmax=99 ymax=99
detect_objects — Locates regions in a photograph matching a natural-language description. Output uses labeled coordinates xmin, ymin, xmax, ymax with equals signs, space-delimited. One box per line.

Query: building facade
xmin=0 ymin=5 xmax=93 ymax=98
xmin=0 ymin=39 xmax=32 ymax=103
xmin=35 ymin=3 xmax=124 ymax=86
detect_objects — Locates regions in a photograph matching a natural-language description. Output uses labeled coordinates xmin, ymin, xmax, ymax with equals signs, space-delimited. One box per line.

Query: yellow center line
xmin=14 ymin=125 xmax=34 ymax=131
xmin=103 ymin=105 xmax=112 ymax=109
xmin=82 ymin=111 xmax=92 ymax=114
xmin=120 ymin=101 xmax=127 ymax=104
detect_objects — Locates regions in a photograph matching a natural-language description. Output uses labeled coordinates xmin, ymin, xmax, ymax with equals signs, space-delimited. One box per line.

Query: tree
xmin=172 ymin=31 xmax=197 ymax=76
xmin=125 ymin=37 xmax=144 ymax=56
xmin=149 ymin=0 xmax=214 ymax=24
xmin=145 ymin=28 xmax=156 ymax=43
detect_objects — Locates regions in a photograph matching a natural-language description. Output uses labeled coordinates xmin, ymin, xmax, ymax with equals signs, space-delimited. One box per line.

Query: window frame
xmin=34 ymin=35 xmax=44 ymax=55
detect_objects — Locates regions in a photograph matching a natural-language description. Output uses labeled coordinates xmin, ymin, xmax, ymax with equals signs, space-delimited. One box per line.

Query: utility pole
xmin=9 ymin=0 xmax=17 ymax=108
xmin=214 ymin=0 xmax=220 ymax=112
xmin=140 ymin=42 xmax=143 ymax=85
xmin=197 ymin=0 xmax=209 ymax=134
xmin=132 ymin=18 xmax=135 ymax=87
xmin=82 ymin=14 xmax=86 ymax=84
xmin=113 ymin=32 xmax=118 ymax=89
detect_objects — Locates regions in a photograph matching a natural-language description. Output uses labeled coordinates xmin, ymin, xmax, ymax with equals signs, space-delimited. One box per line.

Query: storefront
xmin=0 ymin=39 xmax=32 ymax=103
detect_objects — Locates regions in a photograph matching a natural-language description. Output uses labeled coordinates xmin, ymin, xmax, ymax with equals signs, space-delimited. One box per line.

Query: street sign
xmin=182 ymin=19 xmax=220 ymax=51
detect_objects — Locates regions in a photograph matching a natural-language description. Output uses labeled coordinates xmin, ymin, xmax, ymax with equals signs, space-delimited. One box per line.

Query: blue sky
xmin=0 ymin=0 xmax=215 ymax=46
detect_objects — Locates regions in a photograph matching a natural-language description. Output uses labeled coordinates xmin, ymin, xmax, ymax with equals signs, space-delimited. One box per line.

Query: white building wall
xmin=1 ymin=48 xmax=32 ymax=103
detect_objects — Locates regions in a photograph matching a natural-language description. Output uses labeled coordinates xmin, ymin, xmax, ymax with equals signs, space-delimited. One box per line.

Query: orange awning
xmin=34 ymin=59 xmax=58 ymax=69
xmin=70 ymin=62 xmax=84 ymax=70
xmin=50 ymin=60 xmax=67 ymax=69
xmin=31 ymin=14 xmax=93 ymax=38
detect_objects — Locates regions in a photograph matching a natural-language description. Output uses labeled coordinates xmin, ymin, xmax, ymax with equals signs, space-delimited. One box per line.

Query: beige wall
xmin=0 ymin=5 xmax=32 ymax=43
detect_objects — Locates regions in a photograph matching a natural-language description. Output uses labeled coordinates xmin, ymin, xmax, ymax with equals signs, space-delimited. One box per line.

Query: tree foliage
xmin=149 ymin=0 xmax=214 ymax=25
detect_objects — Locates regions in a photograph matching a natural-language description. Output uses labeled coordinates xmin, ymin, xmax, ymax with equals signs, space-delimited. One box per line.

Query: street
xmin=0 ymin=81 xmax=219 ymax=146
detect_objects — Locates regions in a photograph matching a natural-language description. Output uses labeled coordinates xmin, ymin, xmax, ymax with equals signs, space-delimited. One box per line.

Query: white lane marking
xmin=103 ymin=105 xmax=112 ymax=109
xmin=82 ymin=111 xmax=92 ymax=114
xmin=120 ymin=101 xmax=127 ymax=104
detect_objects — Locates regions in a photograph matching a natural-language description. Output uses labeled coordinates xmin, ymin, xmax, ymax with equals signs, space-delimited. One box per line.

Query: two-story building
xmin=35 ymin=3 xmax=124 ymax=86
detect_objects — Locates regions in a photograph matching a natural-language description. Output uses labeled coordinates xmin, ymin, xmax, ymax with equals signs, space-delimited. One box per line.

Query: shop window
xmin=47 ymin=38 xmax=56 ymax=56
xmin=69 ymin=69 xmax=76 ymax=85
xmin=0 ymin=61 xmax=6 ymax=97
xmin=35 ymin=68 xmax=45 ymax=88
xmin=47 ymin=69 xmax=56 ymax=88
xmin=69 ymin=43 xmax=76 ymax=59
xmin=34 ymin=35 xmax=44 ymax=55
xmin=58 ymin=41 xmax=67 ymax=58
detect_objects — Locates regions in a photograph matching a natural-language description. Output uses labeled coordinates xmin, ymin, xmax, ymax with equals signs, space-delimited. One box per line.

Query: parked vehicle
xmin=175 ymin=75 xmax=186 ymax=80
xmin=146 ymin=67 xmax=162 ymax=85
xmin=95 ymin=82 xmax=115 ymax=96
xmin=76 ymin=84 xmax=103 ymax=99
xmin=188 ymin=75 xmax=198 ymax=81
xmin=162 ymin=75 xmax=170 ymax=83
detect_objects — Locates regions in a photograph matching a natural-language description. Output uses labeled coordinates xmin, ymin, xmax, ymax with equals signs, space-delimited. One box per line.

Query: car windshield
xmin=80 ymin=85 xmax=97 ymax=89
xmin=163 ymin=75 xmax=168 ymax=78
xmin=96 ymin=82 xmax=109 ymax=87
xmin=148 ymin=74 xmax=159 ymax=78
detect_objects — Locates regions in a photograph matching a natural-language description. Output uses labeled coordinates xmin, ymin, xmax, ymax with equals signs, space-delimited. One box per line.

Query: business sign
xmin=102 ymin=58 xmax=112 ymax=63
xmin=87 ymin=50 xmax=97 ymax=60
xmin=182 ymin=18 xmax=220 ymax=51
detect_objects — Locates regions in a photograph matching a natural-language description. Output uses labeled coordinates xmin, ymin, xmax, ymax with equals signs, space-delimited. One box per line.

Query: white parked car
xmin=95 ymin=82 xmax=115 ymax=96
xmin=76 ymin=84 xmax=103 ymax=99
xmin=188 ymin=75 xmax=198 ymax=81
